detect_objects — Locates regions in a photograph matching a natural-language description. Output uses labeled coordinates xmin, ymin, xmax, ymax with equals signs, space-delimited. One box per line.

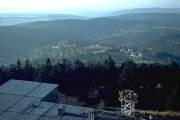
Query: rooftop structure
xmin=118 ymin=90 xmax=138 ymax=117
xmin=0 ymin=79 xmax=138 ymax=120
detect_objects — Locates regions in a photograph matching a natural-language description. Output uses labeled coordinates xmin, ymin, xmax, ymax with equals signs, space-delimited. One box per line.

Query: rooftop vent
xmin=58 ymin=106 xmax=65 ymax=116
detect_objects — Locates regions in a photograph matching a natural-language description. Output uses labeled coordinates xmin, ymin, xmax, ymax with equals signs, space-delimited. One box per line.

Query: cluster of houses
xmin=120 ymin=49 xmax=143 ymax=59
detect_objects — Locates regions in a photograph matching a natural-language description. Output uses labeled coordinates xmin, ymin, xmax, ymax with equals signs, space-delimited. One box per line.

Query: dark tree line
xmin=0 ymin=56 xmax=179 ymax=111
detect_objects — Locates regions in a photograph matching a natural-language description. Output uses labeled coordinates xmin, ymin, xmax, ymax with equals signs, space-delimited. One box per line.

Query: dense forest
xmin=0 ymin=56 xmax=179 ymax=111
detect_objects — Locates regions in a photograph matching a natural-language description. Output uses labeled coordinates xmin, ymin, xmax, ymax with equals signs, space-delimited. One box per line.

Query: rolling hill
xmin=0 ymin=13 xmax=180 ymax=64
xmin=111 ymin=8 xmax=180 ymax=16
xmin=0 ymin=13 xmax=87 ymax=26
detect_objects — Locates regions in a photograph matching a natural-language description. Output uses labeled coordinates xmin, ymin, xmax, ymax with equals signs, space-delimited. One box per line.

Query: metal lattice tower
xmin=118 ymin=89 xmax=138 ymax=117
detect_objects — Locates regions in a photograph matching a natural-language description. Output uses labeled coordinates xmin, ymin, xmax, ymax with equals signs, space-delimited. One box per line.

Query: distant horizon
xmin=0 ymin=0 xmax=180 ymax=16
xmin=1 ymin=7 xmax=180 ymax=17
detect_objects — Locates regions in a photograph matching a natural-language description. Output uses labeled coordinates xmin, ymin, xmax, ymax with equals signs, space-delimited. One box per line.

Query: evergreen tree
xmin=0 ymin=66 xmax=7 ymax=84
xmin=24 ymin=59 xmax=34 ymax=81
xmin=14 ymin=59 xmax=23 ymax=79
xmin=16 ymin=59 xmax=22 ymax=69
xmin=39 ymin=58 xmax=52 ymax=83
xmin=103 ymin=55 xmax=115 ymax=69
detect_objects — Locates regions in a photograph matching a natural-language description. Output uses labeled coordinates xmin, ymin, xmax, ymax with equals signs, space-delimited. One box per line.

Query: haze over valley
xmin=0 ymin=8 xmax=180 ymax=64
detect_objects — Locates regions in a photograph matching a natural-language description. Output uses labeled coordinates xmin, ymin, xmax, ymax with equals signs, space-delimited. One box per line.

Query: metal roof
xmin=0 ymin=93 xmax=23 ymax=111
xmin=58 ymin=104 xmax=94 ymax=115
xmin=0 ymin=96 xmax=137 ymax=120
xmin=0 ymin=80 xmax=138 ymax=120
xmin=0 ymin=79 xmax=58 ymax=98
xmin=24 ymin=101 xmax=55 ymax=116
xmin=0 ymin=111 xmax=40 ymax=120
xmin=28 ymin=83 xmax=58 ymax=98
xmin=0 ymin=80 xmax=40 ymax=95
xmin=8 ymin=96 xmax=40 ymax=113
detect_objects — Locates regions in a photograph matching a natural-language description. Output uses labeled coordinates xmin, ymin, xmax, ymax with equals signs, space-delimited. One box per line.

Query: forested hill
xmin=0 ymin=13 xmax=180 ymax=64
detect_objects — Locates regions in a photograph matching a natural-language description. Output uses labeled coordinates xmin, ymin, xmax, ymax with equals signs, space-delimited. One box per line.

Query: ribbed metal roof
xmin=8 ymin=96 xmax=40 ymax=113
xmin=0 ymin=80 xmax=138 ymax=120
xmin=0 ymin=79 xmax=58 ymax=98
xmin=0 ymin=111 xmax=40 ymax=120
xmin=58 ymin=104 xmax=94 ymax=115
xmin=0 ymin=111 xmax=20 ymax=120
xmin=28 ymin=83 xmax=58 ymax=98
xmin=0 ymin=97 xmax=138 ymax=120
xmin=0 ymin=110 xmax=3 ymax=114
xmin=0 ymin=93 xmax=23 ymax=111
xmin=0 ymin=80 xmax=40 ymax=96
xmin=24 ymin=101 xmax=55 ymax=116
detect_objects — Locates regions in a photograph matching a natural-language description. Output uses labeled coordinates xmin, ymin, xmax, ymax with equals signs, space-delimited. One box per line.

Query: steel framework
xmin=118 ymin=89 xmax=138 ymax=117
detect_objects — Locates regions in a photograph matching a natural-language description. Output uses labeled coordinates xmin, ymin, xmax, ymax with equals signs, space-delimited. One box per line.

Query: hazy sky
xmin=0 ymin=0 xmax=180 ymax=14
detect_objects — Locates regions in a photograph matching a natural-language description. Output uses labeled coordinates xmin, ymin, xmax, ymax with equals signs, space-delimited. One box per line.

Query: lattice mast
xmin=118 ymin=89 xmax=138 ymax=117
